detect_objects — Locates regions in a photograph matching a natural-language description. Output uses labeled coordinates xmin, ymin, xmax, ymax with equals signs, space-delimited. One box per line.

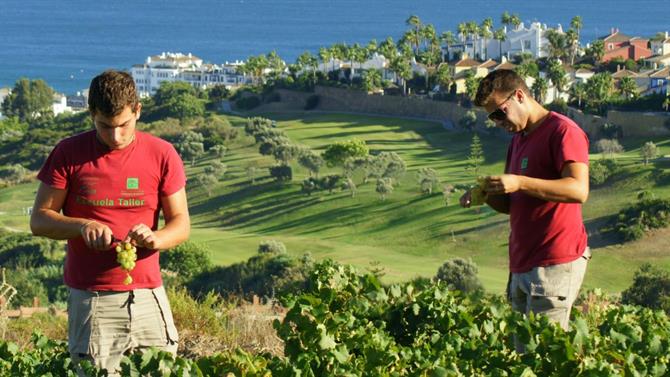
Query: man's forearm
xmin=153 ymin=213 xmax=190 ymax=250
xmin=31 ymin=209 xmax=89 ymax=240
xmin=518 ymin=176 xmax=588 ymax=203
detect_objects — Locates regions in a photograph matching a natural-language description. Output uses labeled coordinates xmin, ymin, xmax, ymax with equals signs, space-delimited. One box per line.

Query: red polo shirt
xmin=505 ymin=112 xmax=589 ymax=273
xmin=38 ymin=130 xmax=186 ymax=290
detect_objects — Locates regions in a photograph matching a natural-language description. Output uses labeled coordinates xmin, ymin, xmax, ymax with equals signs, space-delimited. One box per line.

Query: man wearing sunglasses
xmin=460 ymin=69 xmax=590 ymax=346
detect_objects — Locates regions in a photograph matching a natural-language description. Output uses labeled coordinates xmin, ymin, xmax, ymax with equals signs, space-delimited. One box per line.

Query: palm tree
xmin=318 ymin=47 xmax=333 ymax=75
xmin=569 ymin=16 xmax=583 ymax=66
xmin=480 ymin=18 xmax=494 ymax=60
xmin=266 ymin=51 xmax=285 ymax=83
xmin=366 ymin=39 xmax=378 ymax=58
xmin=390 ymin=55 xmax=411 ymax=95
xmin=422 ymin=24 xmax=437 ymax=52
xmin=586 ymin=40 xmax=605 ymax=65
xmin=457 ymin=22 xmax=468 ymax=43
xmin=352 ymin=43 xmax=368 ymax=80
xmin=435 ymin=63 xmax=452 ymax=93
xmin=565 ymin=29 xmax=579 ymax=66
xmin=241 ymin=54 xmax=269 ymax=86
xmin=440 ymin=31 xmax=457 ymax=62
xmin=585 ymin=72 xmax=614 ymax=114
xmin=570 ymin=16 xmax=583 ymax=40
xmin=618 ymin=77 xmax=639 ymax=100
xmin=545 ymin=29 xmax=568 ymax=63
xmin=379 ymin=37 xmax=397 ymax=60
xmin=466 ymin=21 xmax=480 ymax=58
xmin=569 ymin=81 xmax=587 ymax=108
xmin=501 ymin=11 xmax=512 ymax=29
xmin=406 ymin=15 xmax=422 ymax=55
xmin=532 ymin=77 xmax=548 ymax=103
xmin=331 ymin=43 xmax=348 ymax=79
xmin=493 ymin=28 xmax=507 ymax=60
xmin=297 ymin=51 xmax=317 ymax=86
xmin=547 ymin=59 xmax=567 ymax=100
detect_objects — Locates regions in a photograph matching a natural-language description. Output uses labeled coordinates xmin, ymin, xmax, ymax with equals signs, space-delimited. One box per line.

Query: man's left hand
xmin=124 ymin=224 xmax=162 ymax=250
xmin=486 ymin=174 xmax=521 ymax=195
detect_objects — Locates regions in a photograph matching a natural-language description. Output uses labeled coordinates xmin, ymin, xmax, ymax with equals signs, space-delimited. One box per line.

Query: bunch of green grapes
xmin=470 ymin=176 xmax=488 ymax=206
xmin=115 ymin=241 xmax=137 ymax=285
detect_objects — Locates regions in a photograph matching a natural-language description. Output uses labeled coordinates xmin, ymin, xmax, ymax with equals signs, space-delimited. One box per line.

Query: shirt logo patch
xmin=521 ymin=158 xmax=528 ymax=170
xmin=126 ymin=178 xmax=139 ymax=190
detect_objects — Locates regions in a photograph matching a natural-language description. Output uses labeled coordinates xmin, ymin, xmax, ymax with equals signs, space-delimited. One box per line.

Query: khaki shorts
xmin=68 ymin=286 xmax=178 ymax=376
xmin=508 ymin=247 xmax=591 ymax=331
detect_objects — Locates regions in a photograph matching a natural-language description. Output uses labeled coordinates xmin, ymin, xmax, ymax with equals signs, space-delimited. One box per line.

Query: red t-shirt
xmin=505 ymin=112 xmax=589 ymax=273
xmin=37 ymin=130 xmax=186 ymax=291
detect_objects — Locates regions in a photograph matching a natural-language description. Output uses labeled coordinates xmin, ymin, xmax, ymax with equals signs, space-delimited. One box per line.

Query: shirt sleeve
xmin=36 ymin=141 xmax=70 ymax=189
xmin=552 ymin=123 xmax=590 ymax=174
xmin=159 ymin=144 xmax=187 ymax=197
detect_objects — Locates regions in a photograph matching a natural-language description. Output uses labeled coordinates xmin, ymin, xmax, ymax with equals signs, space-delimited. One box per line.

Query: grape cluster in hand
xmin=115 ymin=242 xmax=137 ymax=285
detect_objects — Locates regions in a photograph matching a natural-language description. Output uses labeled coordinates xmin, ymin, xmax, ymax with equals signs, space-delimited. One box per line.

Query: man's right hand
xmin=80 ymin=221 xmax=114 ymax=250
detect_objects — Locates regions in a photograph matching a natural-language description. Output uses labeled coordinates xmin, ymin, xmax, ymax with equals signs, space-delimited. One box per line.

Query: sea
xmin=0 ymin=0 xmax=668 ymax=94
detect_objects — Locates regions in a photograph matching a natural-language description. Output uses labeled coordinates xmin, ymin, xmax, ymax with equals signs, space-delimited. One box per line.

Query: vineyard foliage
xmin=1 ymin=260 xmax=669 ymax=376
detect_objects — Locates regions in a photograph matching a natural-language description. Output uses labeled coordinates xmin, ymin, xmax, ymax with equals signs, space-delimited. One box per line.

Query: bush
xmin=5 ymin=269 xmax=49 ymax=308
xmin=547 ymin=98 xmax=568 ymax=115
xmin=589 ymin=159 xmax=619 ymax=186
xmin=160 ymin=241 xmax=213 ymax=280
xmin=188 ymin=252 xmax=312 ymax=300
xmin=621 ymin=264 xmax=670 ymax=313
xmin=269 ymin=165 xmax=292 ymax=182
xmin=435 ymin=258 xmax=483 ymax=294
xmin=235 ymin=96 xmax=261 ymax=110
xmin=258 ymin=240 xmax=287 ymax=254
xmin=0 ymin=233 xmax=62 ymax=269
xmin=0 ymin=164 xmax=28 ymax=185
xmin=304 ymin=95 xmax=320 ymax=110
xmin=605 ymin=197 xmax=670 ymax=241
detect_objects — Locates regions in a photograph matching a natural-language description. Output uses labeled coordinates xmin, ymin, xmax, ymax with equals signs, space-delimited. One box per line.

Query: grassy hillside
xmin=2 ymin=111 xmax=669 ymax=293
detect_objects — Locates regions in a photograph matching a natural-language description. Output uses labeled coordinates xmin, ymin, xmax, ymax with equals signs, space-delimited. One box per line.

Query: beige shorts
xmin=508 ymin=247 xmax=591 ymax=331
xmin=68 ymin=286 xmax=178 ymax=376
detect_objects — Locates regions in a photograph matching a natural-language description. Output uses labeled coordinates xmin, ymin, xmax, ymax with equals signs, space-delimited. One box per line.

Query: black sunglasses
xmin=487 ymin=92 xmax=516 ymax=122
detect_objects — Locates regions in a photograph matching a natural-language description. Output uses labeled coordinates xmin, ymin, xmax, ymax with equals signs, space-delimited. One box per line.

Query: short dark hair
xmin=88 ymin=70 xmax=138 ymax=116
xmin=474 ymin=69 xmax=530 ymax=107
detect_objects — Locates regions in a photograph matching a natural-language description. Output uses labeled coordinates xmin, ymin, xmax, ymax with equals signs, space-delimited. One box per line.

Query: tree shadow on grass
xmin=584 ymin=214 xmax=622 ymax=248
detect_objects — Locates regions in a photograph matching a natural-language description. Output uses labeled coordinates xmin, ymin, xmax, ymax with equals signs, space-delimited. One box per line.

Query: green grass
xmin=2 ymin=112 xmax=669 ymax=294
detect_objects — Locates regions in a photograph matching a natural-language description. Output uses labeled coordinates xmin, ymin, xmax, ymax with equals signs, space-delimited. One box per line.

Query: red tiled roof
xmin=455 ymin=58 xmax=480 ymax=67
xmin=649 ymin=67 xmax=670 ymax=78
xmin=611 ymin=69 xmax=638 ymax=79
xmin=603 ymin=31 xmax=632 ymax=43
xmin=494 ymin=62 xmax=517 ymax=70
xmin=479 ymin=59 xmax=498 ymax=69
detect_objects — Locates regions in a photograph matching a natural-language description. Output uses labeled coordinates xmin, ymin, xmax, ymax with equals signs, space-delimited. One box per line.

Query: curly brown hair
xmin=474 ymin=69 xmax=530 ymax=107
xmin=88 ymin=70 xmax=138 ymax=116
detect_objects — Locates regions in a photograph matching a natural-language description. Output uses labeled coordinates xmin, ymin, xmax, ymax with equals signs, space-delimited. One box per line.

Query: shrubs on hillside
xmin=604 ymin=197 xmax=670 ymax=241
xmin=187 ymin=241 xmax=313 ymax=300
xmin=435 ymin=257 xmax=483 ymax=294
xmin=589 ymin=159 xmax=620 ymax=186
xmin=621 ymin=264 xmax=670 ymax=314
xmin=160 ymin=241 xmax=213 ymax=282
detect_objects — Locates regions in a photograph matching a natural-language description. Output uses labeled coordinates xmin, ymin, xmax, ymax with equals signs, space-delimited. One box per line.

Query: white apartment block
xmin=447 ymin=22 xmax=559 ymax=61
xmin=131 ymin=52 xmax=252 ymax=97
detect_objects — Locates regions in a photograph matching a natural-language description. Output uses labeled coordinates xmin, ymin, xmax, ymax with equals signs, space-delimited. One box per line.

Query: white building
xmin=447 ymin=22 xmax=559 ymax=61
xmin=131 ymin=52 xmax=251 ymax=97
xmin=52 ymin=93 xmax=72 ymax=116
